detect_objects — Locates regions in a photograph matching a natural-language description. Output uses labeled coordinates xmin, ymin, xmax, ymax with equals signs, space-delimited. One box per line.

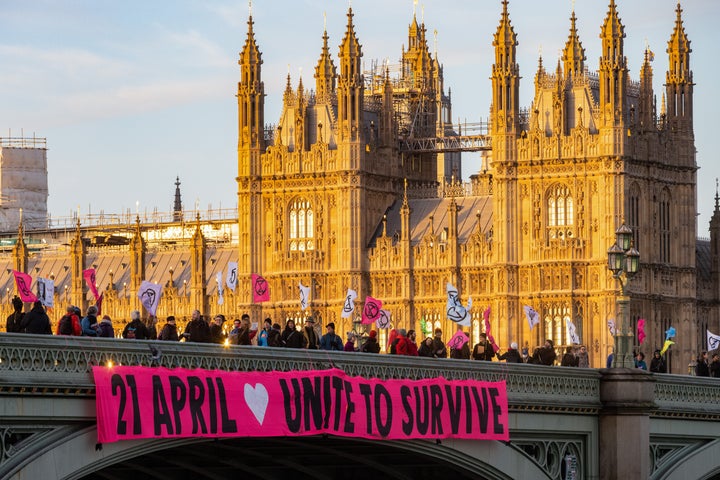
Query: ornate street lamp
xmin=607 ymin=224 xmax=640 ymax=368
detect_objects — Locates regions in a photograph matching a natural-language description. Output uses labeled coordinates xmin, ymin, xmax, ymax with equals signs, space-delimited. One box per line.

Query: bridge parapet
xmin=0 ymin=333 xmax=601 ymax=413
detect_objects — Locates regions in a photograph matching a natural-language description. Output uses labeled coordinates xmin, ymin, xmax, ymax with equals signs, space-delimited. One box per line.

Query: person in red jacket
xmin=405 ymin=329 xmax=419 ymax=356
xmin=57 ymin=305 xmax=81 ymax=336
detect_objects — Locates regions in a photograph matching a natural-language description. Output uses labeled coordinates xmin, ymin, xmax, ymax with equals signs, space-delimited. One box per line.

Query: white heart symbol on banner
xmin=244 ymin=383 xmax=269 ymax=425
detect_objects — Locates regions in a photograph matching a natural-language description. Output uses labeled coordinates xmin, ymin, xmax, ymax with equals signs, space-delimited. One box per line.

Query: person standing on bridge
xmin=532 ymin=339 xmax=557 ymax=366
xmin=577 ymin=345 xmax=590 ymax=368
xmin=471 ymin=333 xmax=495 ymax=361
xmin=710 ymin=354 xmax=720 ymax=378
xmin=695 ymin=351 xmax=710 ymax=377
xmin=97 ymin=315 xmax=115 ymax=338
xmin=158 ymin=316 xmax=179 ymax=341
xmin=432 ymin=328 xmax=448 ymax=358
xmin=122 ymin=310 xmax=150 ymax=339
xmin=497 ymin=342 xmax=523 ymax=363
xmin=182 ymin=309 xmax=211 ymax=343
xmin=80 ymin=306 xmax=99 ymax=337
xmin=303 ymin=317 xmax=320 ymax=349
xmin=281 ymin=319 xmax=305 ymax=348
xmin=649 ymin=349 xmax=666 ymax=373
xmin=20 ymin=300 xmax=51 ymax=334
xmin=5 ymin=296 xmax=24 ymax=333
xmin=361 ymin=330 xmax=381 ymax=353
xmin=319 ymin=322 xmax=343 ymax=351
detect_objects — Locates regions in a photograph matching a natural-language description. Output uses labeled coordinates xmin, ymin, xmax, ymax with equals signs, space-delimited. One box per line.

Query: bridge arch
xmin=652 ymin=438 xmax=720 ymax=480
xmin=8 ymin=427 xmax=549 ymax=480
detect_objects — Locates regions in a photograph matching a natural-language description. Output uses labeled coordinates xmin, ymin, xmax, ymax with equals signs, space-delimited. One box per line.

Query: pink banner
xmin=361 ymin=296 xmax=383 ymax=324
xmin=251 ymin=274 xmax=270 ymax=303
xmin=83 ymin=268 xmax=100 ymax=301
xmin=93 ymin=366 xmax=509 ymax=444
xmin=12 ymin=270 xmax=38 ymax=303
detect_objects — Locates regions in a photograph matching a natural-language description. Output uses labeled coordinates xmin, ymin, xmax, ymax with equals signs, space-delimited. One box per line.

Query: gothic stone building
xmin=0 ymin=1 xmax=710 ymax=372
xmin=235 ymin=1 xmax=701 ymax=370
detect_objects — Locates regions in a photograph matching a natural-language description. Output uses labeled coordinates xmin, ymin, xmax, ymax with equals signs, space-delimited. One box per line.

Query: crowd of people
xmin=0 ymin=297 xmax=693 ymax=373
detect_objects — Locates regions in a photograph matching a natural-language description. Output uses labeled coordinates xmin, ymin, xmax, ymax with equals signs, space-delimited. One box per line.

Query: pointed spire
xmin=337 ymin=6 xmax=364 ymax=142
xmin=239 ymin=15 xmax=262 ymax=76
xmin=491 ymin=0 xmax=520 ymax=136
xmin=600 ymin=0 xmax=625 ymax=65
xmin=173 ymin=177 xmax=183 ymax=222
xmin=314 ymin=27 xmax=337 ymax=101
xmin=563 ymin=10 xmax=585 ymax=78
xmin=666 ymin=2 xmax=691 ymax=83
xmin=493 ymin=0 xmax=518 ymax=62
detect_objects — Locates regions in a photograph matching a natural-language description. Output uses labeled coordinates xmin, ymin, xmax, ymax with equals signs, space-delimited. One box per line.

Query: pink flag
xmin=483 ymin=306 xmax=500 ymax=353
xmin=13 ymin=270 xmax=38 ymax=303
xmin=83 ymin=268 xmax=100 ymax=301
xmin=361 ymin=296 xmax=383 ymax=324
xmin=95 ymin=292 xmax=104 ymax=317
xmin=448 ymin=330 xmax=469 ymax=350
xmin=252 ymin=274 xmax=270 ymax=303
xmin=637 ymin=318 xmax=646 ymax=345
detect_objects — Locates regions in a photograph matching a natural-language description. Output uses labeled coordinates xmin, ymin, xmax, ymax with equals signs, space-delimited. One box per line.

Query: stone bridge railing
xmin=2 ymin=333 xmax=720 ymax=419
xmin=2 ymin=334 xmax=720 ymax=480
xmin=0 ymin=333 xmax=602 ymax=413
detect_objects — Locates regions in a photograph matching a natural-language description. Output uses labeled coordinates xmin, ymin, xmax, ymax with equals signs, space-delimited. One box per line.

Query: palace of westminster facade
xmin=0 ymin=1 xmax=713 ymax=371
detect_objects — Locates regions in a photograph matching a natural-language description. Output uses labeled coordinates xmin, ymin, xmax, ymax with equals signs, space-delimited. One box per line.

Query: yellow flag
xmin=660 ymin=339 xmax=675 ymax=356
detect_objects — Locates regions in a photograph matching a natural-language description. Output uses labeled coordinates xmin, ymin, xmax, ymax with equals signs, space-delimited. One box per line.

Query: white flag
xmin=445 ymin=282 xmax=471 ymax=326
xmin=376 ymin=309 xmax=391 ymax=329
xmin=37 ymin=277 xmax=54 ymax=308
xmin=523 ymin=305 xmax=540 ymax=330
xmin=217 ymin=272 xmax=224 ymax=305
xmin=608 ymin=319 xmax=616 ymax=336
xmin=138 ymin=280 xmax=162 ymax=316
xmin=566 ymin=318 xmax=580 ymax=344
xmin=299 ymin=282 xmax=310 ymax=310
xmin=341 ymin=289 xmax=357 ymax=318
xmin=226 ymin=262 xmax=238 ymax=292
xmin=708 ymin=329 xmax=720 ymax=352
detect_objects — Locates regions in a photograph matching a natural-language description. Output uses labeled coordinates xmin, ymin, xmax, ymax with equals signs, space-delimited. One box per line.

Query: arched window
xmin=289 ymin=199 xmax=314 ymax=251
xmin=547 ymin=184 xmax=574 ymax=239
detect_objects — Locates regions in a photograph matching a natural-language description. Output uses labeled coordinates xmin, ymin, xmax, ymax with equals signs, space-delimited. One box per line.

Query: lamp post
xmin=607 ymin=224 xmax=640 ymax=368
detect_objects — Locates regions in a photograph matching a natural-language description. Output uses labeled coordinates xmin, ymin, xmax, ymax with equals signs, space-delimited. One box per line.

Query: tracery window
xmin=544 ymin=303 xmax=571 ymax=348
xmin=547 ymin=184 xmax=574 ymax=239
xmin=289 ymin=199 xmax=314 ymax=251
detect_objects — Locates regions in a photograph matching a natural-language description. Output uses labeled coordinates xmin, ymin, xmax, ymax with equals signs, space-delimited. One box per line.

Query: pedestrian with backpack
xmin=122 ymin=310 xmax=150 ymax=339
xmin=57 ymin=305 xmax=81 ymax=336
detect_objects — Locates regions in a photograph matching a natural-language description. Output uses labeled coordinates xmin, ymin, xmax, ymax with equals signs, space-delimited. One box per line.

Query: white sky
xmin=1 ymin=0 xmax=718 ymax=236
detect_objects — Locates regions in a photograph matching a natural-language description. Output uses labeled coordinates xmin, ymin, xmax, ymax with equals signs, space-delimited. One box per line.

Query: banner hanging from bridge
xmin=92 ymin=366 xmax=509 ymax=443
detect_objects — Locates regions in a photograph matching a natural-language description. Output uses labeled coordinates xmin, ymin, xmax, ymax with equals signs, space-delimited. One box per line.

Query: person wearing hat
xmin=320 ymin=322 xmax=343 ymax=351
xmin=256 ymin=317 xmax=272 ymax=347
xmin=158 ymin=316 xmax=180 ymax=341
xmin=5 ymin=296 xmax=24 ymax=333
xmin=361 ymin=330 xmax=381 ymax=353
xmin=303 ymin=316 xmax=319 ymax=349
